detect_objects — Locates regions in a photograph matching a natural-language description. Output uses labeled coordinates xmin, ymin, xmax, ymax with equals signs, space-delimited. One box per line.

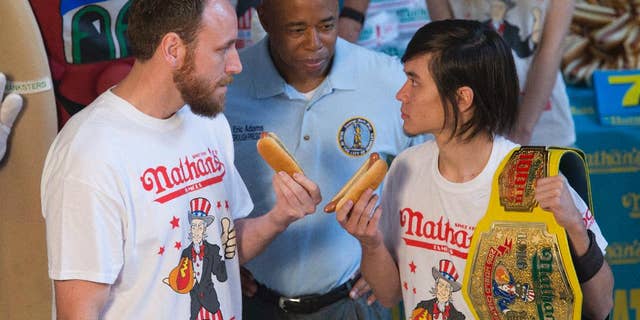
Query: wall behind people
xmin=0 ymin=1 xmax=57 ymax=319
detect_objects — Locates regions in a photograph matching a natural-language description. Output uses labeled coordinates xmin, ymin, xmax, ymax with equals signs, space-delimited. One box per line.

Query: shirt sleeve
xmin=43 ymin=176 xmax=125 ymax=284
xmin=568 ymin=185 xmax=608 ymax=255
xmin=380 ymin=159 xmax=401 ymax=262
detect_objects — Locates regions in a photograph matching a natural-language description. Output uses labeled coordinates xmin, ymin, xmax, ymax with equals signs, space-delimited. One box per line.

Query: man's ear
xmin=159 ymin=32 xmax=186 ymax=69
xmin=456 ymin=86 xmax=474 ymax=113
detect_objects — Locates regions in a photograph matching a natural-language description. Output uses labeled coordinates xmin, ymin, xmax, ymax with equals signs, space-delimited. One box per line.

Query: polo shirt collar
xmin=251 ymin=37 xmax=356 ymax=99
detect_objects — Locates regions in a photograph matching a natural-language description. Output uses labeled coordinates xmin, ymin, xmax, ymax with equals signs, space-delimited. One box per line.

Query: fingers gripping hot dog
xmin=324 ymin=153 xmax=388 ymax=213
xmin=256 ymin=132 xmax=303 ymax=175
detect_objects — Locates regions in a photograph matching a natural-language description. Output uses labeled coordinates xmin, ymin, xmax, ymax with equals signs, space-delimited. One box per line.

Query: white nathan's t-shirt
xmin=380 ymin=136 xmax=607 ymax=319
xmin=41 ymin=90 xmax=252 ymax=319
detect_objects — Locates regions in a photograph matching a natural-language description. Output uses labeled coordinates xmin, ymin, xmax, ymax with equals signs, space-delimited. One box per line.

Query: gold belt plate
xmin=466 ymin=222 xmax=575 ymax=320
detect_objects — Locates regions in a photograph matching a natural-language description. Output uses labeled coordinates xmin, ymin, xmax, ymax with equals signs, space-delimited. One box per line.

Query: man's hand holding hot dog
xmin=269 ymin=171 xmax=322 ymax=229
xmin=234 ymin=169 xmax=321 ymax=265
xmin=336 ymin=188 xmax=403 ymax=308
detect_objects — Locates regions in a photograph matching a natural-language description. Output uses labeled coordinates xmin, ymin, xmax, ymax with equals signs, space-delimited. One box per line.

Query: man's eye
xmin=288 ymin=28 xmax=305 ymax=34
xmin=319 ymin=23 xmax=335 ymax=31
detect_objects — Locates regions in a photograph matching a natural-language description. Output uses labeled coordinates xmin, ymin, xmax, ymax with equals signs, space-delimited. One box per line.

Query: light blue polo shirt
xmin=225 ymin=37 xmax=425 ymax=297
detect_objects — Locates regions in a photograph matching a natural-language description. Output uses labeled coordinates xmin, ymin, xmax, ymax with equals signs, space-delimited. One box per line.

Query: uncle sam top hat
xmin=188 ymin=197 xmax=215 ymax=227
xmin=432 ymin=259 xmax=462 ymax=292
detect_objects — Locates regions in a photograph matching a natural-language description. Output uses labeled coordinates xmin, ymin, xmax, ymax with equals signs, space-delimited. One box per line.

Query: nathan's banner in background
xmin=562 ymin=0 xmax=640 ymax=86
xmin=569 ymin=87 xmax=640 ymax=320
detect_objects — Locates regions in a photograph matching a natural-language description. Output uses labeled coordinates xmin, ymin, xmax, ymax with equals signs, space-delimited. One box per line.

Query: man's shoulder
xmin=336 ymin=38 xmax=403 ymax=73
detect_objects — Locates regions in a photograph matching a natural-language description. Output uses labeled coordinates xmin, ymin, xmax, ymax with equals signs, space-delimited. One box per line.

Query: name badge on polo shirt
xmin=463 ymin=147 xmax=590 ymax=320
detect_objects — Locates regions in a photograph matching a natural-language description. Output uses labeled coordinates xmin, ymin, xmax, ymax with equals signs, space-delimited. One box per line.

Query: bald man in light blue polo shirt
xmin=225 ymin=0 xmax=426 ymax=319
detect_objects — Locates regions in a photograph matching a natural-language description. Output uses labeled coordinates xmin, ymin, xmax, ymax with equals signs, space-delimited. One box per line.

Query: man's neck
xmin=436 ymin=132 xmax=493 ymax=183
xmin=111 ymin=60 xmax=184 ymax=119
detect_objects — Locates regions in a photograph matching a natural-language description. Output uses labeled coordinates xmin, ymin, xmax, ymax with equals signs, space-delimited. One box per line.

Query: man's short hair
xmin=402 ymin=19 xmax=519 ymax=141
xmin=128 ymin=0 xmax=209 ymax=60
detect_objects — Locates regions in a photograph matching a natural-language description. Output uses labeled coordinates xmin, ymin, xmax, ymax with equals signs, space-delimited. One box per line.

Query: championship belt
xmin=463 ymin=146 xmax=593 ymax=320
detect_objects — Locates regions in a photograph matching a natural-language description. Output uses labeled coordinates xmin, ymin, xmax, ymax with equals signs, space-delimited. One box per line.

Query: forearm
xmin=54 ymin=280 xmax=110 ymax=320
xmin=516 ymin=50 xmax=563 ymax=138
xmin=566 ymin=225 xmax=614 ymax=319
xmin=338 ymin=0 xmax=370 ymax=42
xmin=235 ymin=212 xmax=286 ymax=265
xmin=359 ymin=243 xmax=402 ymax=307
xmin=580 ymin=261 xmax=614 ymax=319
xmin=425 ymin=0 xmax=452 ymax=20
xmin=516 ymin=0 xmax=575 ymax=141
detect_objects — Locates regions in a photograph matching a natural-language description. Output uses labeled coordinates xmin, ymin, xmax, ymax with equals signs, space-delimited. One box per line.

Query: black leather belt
xmin=254 ymin=277 xmax=358 ymax=314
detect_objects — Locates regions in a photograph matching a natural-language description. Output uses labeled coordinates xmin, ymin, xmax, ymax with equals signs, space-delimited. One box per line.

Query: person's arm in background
xmin=509 ymin=0 xmax=575 ymax=144
xmin=536 ymin=175 xmax=614 ymax=319
xmin=338 ymin=0 xmax=370 ymax=43
xmin=425 ymin=0 xmax=453 ymax=20
xmin=54 ymin=280 xmax=110 ymax=320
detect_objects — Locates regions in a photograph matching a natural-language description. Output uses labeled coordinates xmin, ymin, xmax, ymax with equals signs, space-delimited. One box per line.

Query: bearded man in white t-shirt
xmin=41 ymin=1 xmax=321 ymax=319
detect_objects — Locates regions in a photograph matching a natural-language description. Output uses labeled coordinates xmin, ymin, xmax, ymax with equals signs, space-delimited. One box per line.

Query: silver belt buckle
xmin=278 ymin=297 xmax=300 ymax=312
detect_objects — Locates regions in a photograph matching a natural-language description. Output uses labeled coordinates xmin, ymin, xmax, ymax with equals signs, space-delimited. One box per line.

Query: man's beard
xmin=173 ymin=49 xmax=233 ymax=118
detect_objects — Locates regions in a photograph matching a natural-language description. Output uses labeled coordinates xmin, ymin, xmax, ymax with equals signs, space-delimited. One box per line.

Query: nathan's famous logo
xmin=338 ymin=117 xmax=375 ymax=157
xmin=584 ymin=147 xmax=640 ymax=174
xmin=531 ymin=247 xmax=558 ymax=320
xmin=61 ymin=0 xmax=132 ymax=64
xmin=606 ymin=239 xmax=640 ymax=265
xmin=399 ymin=208 xmax=473 ymax=259
xmin=622 ymin=192 xmax=640 ymax=219
xmin=140 ymin=148 xmax=225 ymax=203
xmin=499 ymin=148 xmax=546 ymax=212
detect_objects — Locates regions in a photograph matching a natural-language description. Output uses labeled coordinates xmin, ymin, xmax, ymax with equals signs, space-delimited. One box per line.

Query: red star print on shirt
xmin=174 ymin=241 xmax=182 ymax=250
xmin=170 ymin=216 xmax=180 ymax=229
xmin=409 ymin=261 xmax=417 ymax=273
xmin=404 ymin=282 xmax=408 ymax=290
xmin=158 ymin=246 xmax=165 ymax=255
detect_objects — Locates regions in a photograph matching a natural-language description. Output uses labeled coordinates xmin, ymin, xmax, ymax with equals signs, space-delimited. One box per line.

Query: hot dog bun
xmin=324 ymin=153 xmax=388 ymax=213
xmin=257 ymin=132 xmax=303 ymax=175
xmin=573 ymin=2 xmax=616 ymax=27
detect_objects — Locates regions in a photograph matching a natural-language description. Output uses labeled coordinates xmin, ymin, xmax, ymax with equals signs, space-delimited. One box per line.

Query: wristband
xmin=340 ymin=6 xmax=365 ymax=25
xmin=569 ymin=229 xmax=604 ymax=283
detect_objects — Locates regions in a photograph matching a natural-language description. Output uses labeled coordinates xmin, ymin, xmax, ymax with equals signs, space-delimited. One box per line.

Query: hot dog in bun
xmin=324 ymin=152 xmax=388 ymax=213
xmin=257 ymin=132 xmax=303 ymax=175
xmin=573 ymin=2 xmax=616 ymax=27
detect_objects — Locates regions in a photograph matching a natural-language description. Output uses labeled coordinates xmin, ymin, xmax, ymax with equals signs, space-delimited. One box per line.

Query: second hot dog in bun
xmin=324 ymin=152 xmax=388 ymax=213
xmin=257 ymin=132 xmax=303 ymax=175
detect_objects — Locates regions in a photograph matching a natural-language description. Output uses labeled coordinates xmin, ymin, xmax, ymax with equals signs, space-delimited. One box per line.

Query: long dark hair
xmin=402 ymin=19 xmax=519 ymax=141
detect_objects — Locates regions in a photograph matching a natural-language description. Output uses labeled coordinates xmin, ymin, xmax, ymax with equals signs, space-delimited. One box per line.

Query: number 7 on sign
xmin=608 ymin=75 xmax=640 ymax=107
